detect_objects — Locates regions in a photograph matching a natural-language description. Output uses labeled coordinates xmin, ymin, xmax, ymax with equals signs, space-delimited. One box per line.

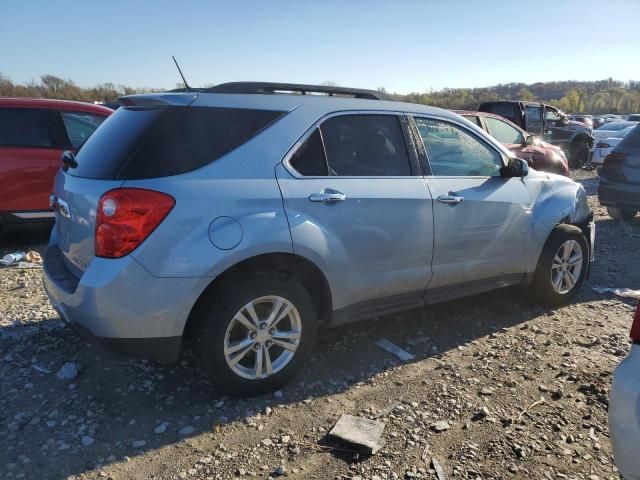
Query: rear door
xmin=0 ymin=107 xmax=69 ymax=216
xmin=276 ymin=112 xmax=433 ymax=310
xmin=412 ymin=115 xmax=532 ymax=289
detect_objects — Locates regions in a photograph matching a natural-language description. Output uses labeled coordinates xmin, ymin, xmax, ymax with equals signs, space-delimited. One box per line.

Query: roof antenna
xmin=172 ymin=55 xmax=191 ymax=92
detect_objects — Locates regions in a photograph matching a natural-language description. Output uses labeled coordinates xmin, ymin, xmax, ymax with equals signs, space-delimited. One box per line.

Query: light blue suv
xmin=44 ymin=83 xmax=595 ymax=396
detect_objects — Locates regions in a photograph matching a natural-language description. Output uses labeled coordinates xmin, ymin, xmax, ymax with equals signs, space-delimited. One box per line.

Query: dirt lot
xmin=1 ymin=169 xmax=638 ymax=480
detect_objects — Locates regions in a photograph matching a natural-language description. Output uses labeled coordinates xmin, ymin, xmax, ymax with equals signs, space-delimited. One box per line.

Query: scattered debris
xmin=25 ymin=251 xmax=42 ymax=264
xmin=431 ymin=457 xmax=447 ymax=480
xmin=0 ymin=252 xmax=25 ymax=266
xmin=328 ymin=414 xmax=386 ymax=454
xmin=514 ymin=397 xmax=546 ymax=423
xmin=30 ymin=364 xmax=51 ymax=374
xmin=431 ymin=421 xmax=450 ymax=432
xmin=56 ymin=362 xmax=79 ymax=380
xmin=593 ymin=286 xmax=640 ymax=300
xmin=178 ymin=426 xmax=195 ymax=436
xmin=375 ymin=339 xmax=415 ymax=361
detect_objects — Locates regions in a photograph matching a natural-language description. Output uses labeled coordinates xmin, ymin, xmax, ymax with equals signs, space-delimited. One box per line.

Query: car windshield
xmin=597 ymin=122 xmax=634 ymax=131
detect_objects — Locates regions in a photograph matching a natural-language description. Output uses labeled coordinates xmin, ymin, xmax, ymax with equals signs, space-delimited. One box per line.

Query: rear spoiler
xmin=118 ymin=92 xmax=198 ymax=108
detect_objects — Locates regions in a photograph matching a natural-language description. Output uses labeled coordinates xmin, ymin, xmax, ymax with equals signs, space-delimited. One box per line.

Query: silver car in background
xmin=44 ymin=82 xmax=595 ymax=396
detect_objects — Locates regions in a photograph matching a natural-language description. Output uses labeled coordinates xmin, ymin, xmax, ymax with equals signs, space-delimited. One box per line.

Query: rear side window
xmin=0 ymin=108 xmax=62 ymax=148
xmin=628 ymin=115 xmax=640 ymax=122
xmin=462 ymin=115 xmax=482 ymax=127
xmin=70 ymin=106 xmax=285 ymax=179
xmin=525 ymin=106 xmax=544 ymax=134
xmin=290 ymin=129 xmax=328 ymax=176
xmin=321 ymin=115 xmax=411 ymax=176
xmin=61 ymin=111 xmax=107 ymax=148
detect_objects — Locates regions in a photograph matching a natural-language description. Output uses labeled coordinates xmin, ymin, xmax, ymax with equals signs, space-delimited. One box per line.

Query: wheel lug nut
xmin=250 ymin=332 xmax=257 ymax=339
xmin=253 ymin=343 xmax=261 ymax=351
xmin=260 ymin=322 xmax=267 ymax=329
xmin=269 ymin=328 xmax=276 ymax=335
xmin=266 ymin=340 xmax=273 ymax=348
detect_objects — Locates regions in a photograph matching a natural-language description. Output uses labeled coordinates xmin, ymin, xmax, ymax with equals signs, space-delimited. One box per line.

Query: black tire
xmin=530 ymin=224 xmax=589 ymax=307
xmin=569 ymin=141 xmax=590 ymax=169
xmin=607 ymin=206 xmax=637 ymax=221
xmin=192 ymin=271 xmax=318 ymax=397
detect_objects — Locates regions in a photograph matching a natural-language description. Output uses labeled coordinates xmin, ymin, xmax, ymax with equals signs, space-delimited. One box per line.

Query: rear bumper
xmin=609 ymin=344 xmax=640 ymax=480
xmin=598 ymin=180 xmax=640 ymax=209
xmin=43 ymin=244 xmax=209 ymax=362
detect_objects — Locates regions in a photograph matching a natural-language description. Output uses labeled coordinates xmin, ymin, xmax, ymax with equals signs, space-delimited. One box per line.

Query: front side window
xmin=525 ymin=106 xmax=544 ymax=134
xmin=414 ymin=117 xmax=503 ymax=177
xmin=0 ymin=108 xmax=56 ymax=148
xmin=320 ymin=114 xmax=411 ymax=176
xmin=484 ymin=116 xmax=525 ymax=145
xmin=61 ymin=111 xmax=107 ymax=148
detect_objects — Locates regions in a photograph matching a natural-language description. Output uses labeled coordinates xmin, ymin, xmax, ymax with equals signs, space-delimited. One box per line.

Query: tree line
xmin=1 ymin=73 xmax=639 ymax=114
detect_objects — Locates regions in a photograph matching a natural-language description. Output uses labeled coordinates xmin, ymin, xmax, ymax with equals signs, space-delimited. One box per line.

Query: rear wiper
xmin=61 ymin=150 xmax=78 ymax=171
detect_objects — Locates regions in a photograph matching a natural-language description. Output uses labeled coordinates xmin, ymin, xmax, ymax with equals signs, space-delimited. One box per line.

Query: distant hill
xmin=2 ymin=73 xmax=639 ymax=114
xmin=390 ymin=79 xmax=640 ymax=114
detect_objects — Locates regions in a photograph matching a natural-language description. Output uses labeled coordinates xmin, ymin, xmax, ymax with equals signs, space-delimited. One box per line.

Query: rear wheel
xmin=570 ymin=141 xmax=590 ymax=168
xmin=607 ymin=206 xmax=637 ymax=221
xmin=530 ymin=224 xmax=589 ymax=307
xmin=193 ymin=271 xmax=317 ymax=397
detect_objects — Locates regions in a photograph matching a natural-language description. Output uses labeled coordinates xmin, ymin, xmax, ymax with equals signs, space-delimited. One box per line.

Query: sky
xmin=2 ymin=0 xmax=639 ymax=94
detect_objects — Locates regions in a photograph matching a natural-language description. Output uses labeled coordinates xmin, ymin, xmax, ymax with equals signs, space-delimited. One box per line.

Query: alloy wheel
xmin=550 ymin=240 xmax=583 ymax=294
xmin=223 ymin=296 xmax=302 ymax=380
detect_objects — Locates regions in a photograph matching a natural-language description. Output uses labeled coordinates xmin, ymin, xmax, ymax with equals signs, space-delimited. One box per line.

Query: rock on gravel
xmin=56 ymin=362 xmax=79 ymax=380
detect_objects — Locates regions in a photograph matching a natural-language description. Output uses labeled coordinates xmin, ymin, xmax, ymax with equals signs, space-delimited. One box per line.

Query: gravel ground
xmin=1 ymin=169 xmax=639 ymax=480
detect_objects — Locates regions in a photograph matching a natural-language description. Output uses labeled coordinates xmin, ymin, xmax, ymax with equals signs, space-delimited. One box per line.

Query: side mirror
xmin=525 ymin=135 xmax=537 ymax=146
xmin=500 ymin=158 xmax=529 ymax=178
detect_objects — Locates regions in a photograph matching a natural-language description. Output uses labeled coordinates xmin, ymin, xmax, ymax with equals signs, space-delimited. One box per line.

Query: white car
xmin=592 ymin=121 xmax=638 ymax=151
xmin=609 ymin=302 xmax=640 ymax=480
xmin=591 ymin=126 xmax=636 ymax=165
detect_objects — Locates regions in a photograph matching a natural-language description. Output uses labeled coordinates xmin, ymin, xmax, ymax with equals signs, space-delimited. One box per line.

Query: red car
xmin=455 ymin=110 xmax=570 ymax=176
xmin=0 ymin=98 xmax=112 ymax=228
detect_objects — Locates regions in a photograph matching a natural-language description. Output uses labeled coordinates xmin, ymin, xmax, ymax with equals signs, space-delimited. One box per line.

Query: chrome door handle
xmin=437 ymin=194 xmax=464 ymax=204
xmin=309 ymin=189 xmax=347 ymax=203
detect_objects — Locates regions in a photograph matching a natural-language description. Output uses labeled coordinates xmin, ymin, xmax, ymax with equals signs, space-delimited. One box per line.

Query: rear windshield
xmin=69 ymin=106 xmax=285 ymax=179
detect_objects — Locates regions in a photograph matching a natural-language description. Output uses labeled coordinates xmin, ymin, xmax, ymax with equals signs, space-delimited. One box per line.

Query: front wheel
xmin=193 ymin=271 xmax=317 ymax=397
xmin=607 ymin=206 xmax=637 ymax=221
xmin=530 ymin=224 xmax=589 ymax=307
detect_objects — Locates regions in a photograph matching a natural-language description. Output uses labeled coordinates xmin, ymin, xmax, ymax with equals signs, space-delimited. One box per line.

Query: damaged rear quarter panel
xmin=524 ymin=170 xmax=590 ymax=272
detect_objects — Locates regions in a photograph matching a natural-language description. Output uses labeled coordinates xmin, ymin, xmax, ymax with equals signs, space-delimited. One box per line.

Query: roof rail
xmin=202 ymin=82 xmax=390 ymax=100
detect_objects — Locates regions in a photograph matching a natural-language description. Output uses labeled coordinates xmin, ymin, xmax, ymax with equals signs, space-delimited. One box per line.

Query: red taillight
xmin=595 ymin=142 xmax=610 ymax=149
xmin=95 ymin=188 xmax=175 ymax=258
xmin=603 ymin=152 xmax=626 ymax=168
xmin=631 ymin=303 xmax=640 ymax=344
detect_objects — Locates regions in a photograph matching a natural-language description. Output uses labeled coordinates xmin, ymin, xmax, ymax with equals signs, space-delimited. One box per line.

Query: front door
xmin=412 ymin=115 xmax=532 ymax=289
xmin=276 ymin=113 xmax=434 ymax=311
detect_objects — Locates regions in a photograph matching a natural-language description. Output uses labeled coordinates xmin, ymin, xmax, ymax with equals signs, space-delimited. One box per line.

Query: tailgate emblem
xmin=49 ymin=195 xmax=71 ymax=219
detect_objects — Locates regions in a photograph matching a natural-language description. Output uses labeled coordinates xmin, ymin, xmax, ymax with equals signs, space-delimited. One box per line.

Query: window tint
xmin=320 ymin=115 xmax=411 ymax=176
xmin=61 ymin=111 xmax=107 ymax=148
xmin=290 ymin=129 xmax=328 ymax=176
xmin=484 ymin=116 xmax=524 ymax=145
xmin=525 ymin=106 xmax=544 ymax=134
xmin=70 ymin=106 xmax=285 ymax=179
xmin=481 ymin=103 xmax=516 ymax=123
xmin=415 ymin=118 xmax=503 ymax=177
xmin=0 ymin=108 xmax=57 ymax=148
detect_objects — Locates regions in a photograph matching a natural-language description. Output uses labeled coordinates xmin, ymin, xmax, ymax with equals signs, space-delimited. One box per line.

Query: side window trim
xmin=282 ymin=111 xmax=421 ymax=178
xmin=408 ymin=114 xmax=508 ymax=178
